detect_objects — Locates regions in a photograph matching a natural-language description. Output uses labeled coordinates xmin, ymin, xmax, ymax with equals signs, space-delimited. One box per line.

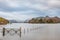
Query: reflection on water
xmin=0 ymin=23 xmax=60 ymax=40
xmin=2 ymin=24 xmax=41 ymax=37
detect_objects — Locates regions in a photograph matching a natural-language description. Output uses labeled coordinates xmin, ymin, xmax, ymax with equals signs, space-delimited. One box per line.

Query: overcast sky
xmin=0 ymin=0 xmax=60 ymax=20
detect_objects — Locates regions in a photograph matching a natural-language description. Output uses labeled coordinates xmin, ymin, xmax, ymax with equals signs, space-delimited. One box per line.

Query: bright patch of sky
xmin=0 ymin=0 xmax=60 ymax=20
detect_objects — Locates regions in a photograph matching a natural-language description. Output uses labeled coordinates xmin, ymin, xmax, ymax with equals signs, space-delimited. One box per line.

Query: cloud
xmin=0 ymin=0 xmax=49 ymax=11
xmin=0 ymin=0 xmax=60 ymax=11
xmin=0 ymin=0 xmax=20 ymax=8
xmin=0 ymin=10 xmax=39 ymax=20
xmin=47 ymin=0 xmax=60 ymax=8
xmin=0 ymin=0 xmax=60 ymax=20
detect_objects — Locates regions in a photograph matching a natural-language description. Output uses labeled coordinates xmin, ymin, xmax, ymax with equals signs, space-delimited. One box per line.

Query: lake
xmin=0 ymin=23 xmax=60 ymax=40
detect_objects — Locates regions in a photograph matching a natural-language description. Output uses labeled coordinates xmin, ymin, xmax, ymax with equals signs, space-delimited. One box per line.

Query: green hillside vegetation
xmin=0 ymin=17 xmax=9 ymax=25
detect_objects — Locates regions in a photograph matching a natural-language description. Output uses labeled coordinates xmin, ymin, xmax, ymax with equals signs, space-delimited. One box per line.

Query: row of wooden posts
xmin=2 ymin=27 xmax=41 ymax=37
xmin=3 ymin=27 xmax=22 ymax=37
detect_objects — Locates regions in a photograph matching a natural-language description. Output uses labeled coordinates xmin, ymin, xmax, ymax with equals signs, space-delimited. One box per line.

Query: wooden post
xmin=24 ymin=28 xmax=25 ymax=34
xmin=15 ymin=31 xmax=17 ymax=33
xmin=20 ymin=27 xmax=21 ymax=37
xmin=3 ymin=28 xmax=5 ymax=36
xmin=27 ymin=28 xmax=29 ymax=32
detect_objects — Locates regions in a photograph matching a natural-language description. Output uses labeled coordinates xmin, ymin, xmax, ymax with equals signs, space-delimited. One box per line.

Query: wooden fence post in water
xmin=27 ymin=28 xmax=29 ymax=33
xmin=20 ymin=27 xmax=21 ymax=37
xmin=3 ymin=28 xmax=5 ymax=36
xmin=24 ymin=28 xmax=25 ymax=34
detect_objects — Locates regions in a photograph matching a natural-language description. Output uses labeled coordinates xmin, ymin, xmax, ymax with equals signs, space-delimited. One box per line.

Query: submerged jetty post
xmin=20 ymin=27 xmax=22 ymax=37
xmin=3 ymin=28 xmax=5 ymax=36
xmin=27 ymin=28 xmax=29 ymax=33
xmin=24 ymin=28 xmax=25 ymax=34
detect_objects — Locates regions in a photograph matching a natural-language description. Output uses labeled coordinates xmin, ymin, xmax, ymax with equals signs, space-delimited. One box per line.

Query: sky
xmin=0 ymin=0 xmax=60 ymax=21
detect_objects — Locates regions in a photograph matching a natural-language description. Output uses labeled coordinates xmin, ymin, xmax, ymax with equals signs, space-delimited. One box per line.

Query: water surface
xmin=0 ymin=23 xmax=60 ymax=40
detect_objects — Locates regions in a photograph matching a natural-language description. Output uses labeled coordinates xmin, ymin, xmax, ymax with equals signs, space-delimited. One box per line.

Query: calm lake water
xmin=0 ymin=23 xmax=60 ymax=40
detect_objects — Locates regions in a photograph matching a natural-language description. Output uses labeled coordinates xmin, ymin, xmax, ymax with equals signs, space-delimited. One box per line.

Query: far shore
xmin=8 ymin=22 xmax=60 ymax=24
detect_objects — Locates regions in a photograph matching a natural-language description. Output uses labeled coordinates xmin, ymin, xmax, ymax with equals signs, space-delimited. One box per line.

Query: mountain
xmin=9 ymin=20 xmax=18 ymax=23
xmin=9 ymin=20 xmax=24 ymax=23
xmin=24 ymin=19 xmax=30 ymax=23
xmin=28 ymin=16 xmax=60 ymax=23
